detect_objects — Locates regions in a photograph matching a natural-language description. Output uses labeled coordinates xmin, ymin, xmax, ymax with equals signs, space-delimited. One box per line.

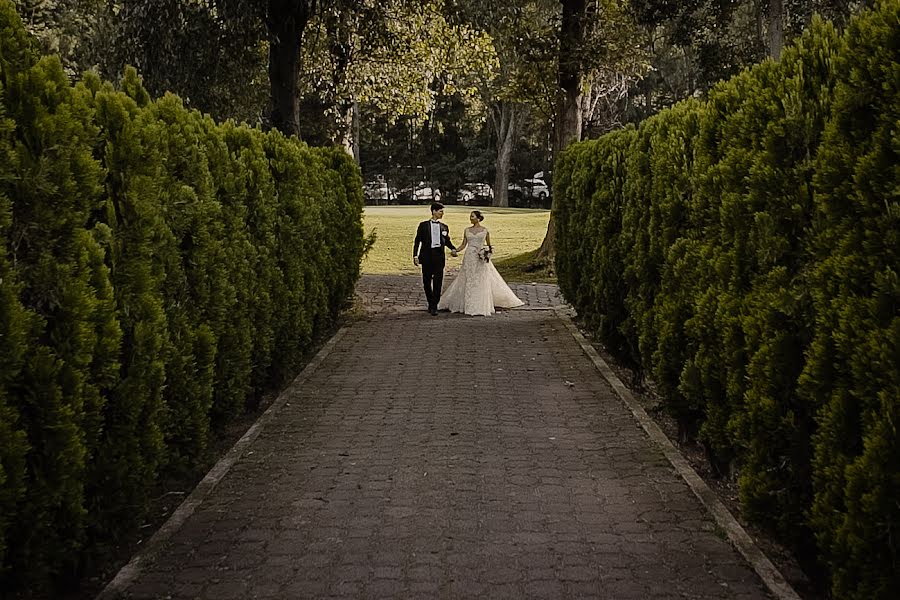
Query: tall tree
xmin=492 ymin=101 xmax=527 ymax=207
xmin=81 ymin=0 xmax=493 ymax=145
xmin=553 ymin=0 xmax=588 ymax=155
xmin=484 ymin=2 xmax=556 ymax=207
xmin=88 ymin=0 xmax=269 ymax=125
xmin=446 ymin=1 xmax=559 ymax=207
xmin=12 ymin=0 xmax=103 ymax=77
xmin=625 ymin=1 xmax=861 ymax=122
xmin=536 ymin=0 xmax=645 ymax=259
xmin=767 ymin=0 xmax=785 ymax=57
xmin=534 ymin=0 xmax=588 ymax=260
xmin=296 ymin=1 xmax=495 ymax=153
xmin=266 ymin=0 xmax=315 ymax=136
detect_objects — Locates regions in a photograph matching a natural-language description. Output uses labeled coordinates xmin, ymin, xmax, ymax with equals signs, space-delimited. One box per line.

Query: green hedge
xmin=801 ymin=3 xmax=900 ymax=597
xmin=554 ymin=2 xmax=898 ymax=598
xmin=0 ymin=1 xmax=365 ymax=593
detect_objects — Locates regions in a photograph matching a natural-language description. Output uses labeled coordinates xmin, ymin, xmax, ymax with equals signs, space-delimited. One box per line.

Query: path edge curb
xmin=556 ymin=309 xmax=802 ymax=600
xmin=95 ymin=327 xmax=350 ymax=600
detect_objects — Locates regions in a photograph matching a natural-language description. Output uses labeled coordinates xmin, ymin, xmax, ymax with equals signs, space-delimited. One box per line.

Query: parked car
xmin=458 ymin=182 xmax=493 ymax=206
xmin=509 ymin=178 xmax=549 ymax=199
xmin=400 ymin=182 xmax=442 ymax=204
xmin=363 ymin=180 xmax=397 ymax=204
xmin=508 ymin=178 xmax=550 ymax=208
xmin=415 ymin=185 xmax=441 ymax=203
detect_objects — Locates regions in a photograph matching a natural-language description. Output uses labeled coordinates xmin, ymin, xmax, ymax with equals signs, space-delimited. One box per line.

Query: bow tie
xmin=431 ymin=220 xmax=440 ymax=223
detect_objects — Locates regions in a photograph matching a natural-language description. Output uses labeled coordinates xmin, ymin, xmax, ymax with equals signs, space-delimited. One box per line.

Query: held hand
xmin=450 ymin=250 xmax=458 ymax=257
xmin=413 ymin=257 xmax=419 ymax=266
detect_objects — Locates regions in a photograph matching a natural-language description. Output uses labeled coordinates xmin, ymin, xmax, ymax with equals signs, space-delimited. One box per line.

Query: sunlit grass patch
xmin=362 ymin=205 xmax=552 ymax=281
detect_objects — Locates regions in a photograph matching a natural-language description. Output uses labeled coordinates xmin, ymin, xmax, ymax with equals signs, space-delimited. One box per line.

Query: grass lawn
xmin=361 ymin=205 xmax=554 ymax=282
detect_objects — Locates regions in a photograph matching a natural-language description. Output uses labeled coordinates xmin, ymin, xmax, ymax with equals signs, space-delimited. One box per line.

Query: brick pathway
xmin=104 ymin=275 xmax=772 ymax=599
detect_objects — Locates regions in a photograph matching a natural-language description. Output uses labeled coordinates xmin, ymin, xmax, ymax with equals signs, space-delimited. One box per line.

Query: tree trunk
xmin=536 ymin=0 xmax=588 ymax=262
xmin=266 ymin=0 xmax=313 ymax=137
xmin=335 ymin=100 xmax=355 ymax=158
xmin=492 ymin=101 xmax=519 ymax=208
xmin=553 ymin=79 xmax=583 ymax=157
xmin=327 ymin=5 xmax=354 ymax=152
xmin=352 ymin=99 xmax=360 ymax=163
xmin=756 ymin=0 xmax=765 ymax=52
xmin=552 ymin=0 xmax=586 ymax=156
xmin=767 ymin=0 xmax=784 ymax=59
xmin=493 ymin=151 xmax=512 ymax=208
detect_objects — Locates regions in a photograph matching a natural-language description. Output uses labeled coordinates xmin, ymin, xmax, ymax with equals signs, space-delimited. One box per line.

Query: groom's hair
xmin=430 ymin=202 xmax=444 ymax=213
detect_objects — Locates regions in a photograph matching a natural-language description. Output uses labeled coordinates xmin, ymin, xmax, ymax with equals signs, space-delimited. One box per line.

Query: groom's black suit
xmin=413 ymin=219 xmax=457 ymax=312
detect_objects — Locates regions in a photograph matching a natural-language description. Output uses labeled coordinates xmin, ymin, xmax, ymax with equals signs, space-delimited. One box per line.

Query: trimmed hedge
xmin=0 ymin=1 xmax=365 ymax=593
xmin=802 ymin=3 xmax=900 ymax=597
xmin=554 ymin=2 xmax=898 ymax=598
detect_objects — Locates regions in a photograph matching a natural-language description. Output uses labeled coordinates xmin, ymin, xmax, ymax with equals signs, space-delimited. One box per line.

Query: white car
xmin=400 ymin=181 xmax=441 ymax=204
xmin=411 ymin=183 xmax=441 ymax=204
xmin=509 ymin=178 xmax=549 ymax=199
xmin=363 ymin=180 xmax=396 ymax=203
xmin=459 ymin=183 xmax=493 ymax=205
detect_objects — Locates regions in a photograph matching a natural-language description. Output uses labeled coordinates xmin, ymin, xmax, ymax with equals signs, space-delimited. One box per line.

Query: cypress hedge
xmin=801 ymin=3 xmax=899 ymax=597
xmin=0 ymin=1 xmax=365 ymax=593
xmin=554 ymin=1 xmax=898 ymax=597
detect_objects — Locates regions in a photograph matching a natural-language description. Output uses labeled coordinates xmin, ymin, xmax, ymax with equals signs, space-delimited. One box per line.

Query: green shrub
xmin=200 ymin=119 xmax=256 ymax=422
xmin=555 ymin=130 xmax=635 ymax=358
xmin=263 ymin=131 xmax=322 ymax=380
xmin=0 ymin=1 xmax=367 ymax=591
xmin=1 ymin=48 xmax=124 ymax=587
xmin=0 ymin=0 xmax=34 ymax=77
xmin=730 ymin=21 xmax=840 ymax=561
xmin=554 ymin=2 xmax=898 ymax=595
xmin=218 ymin=122 xmax=279 ymax=406
xmin=318 ymin=146 xmax=366 ymax=315
xmin=592 ymin=130 xmax=635 ymax=360
xmin=0 ymin=78 xmax=29 ymax=581
xmin=144 ymin=93 xmax=229 ymax=473
xmin=553 ymin=142 xmax=591 ymax=315
xmin=81 ymin=70 xmax=170 ymax=560
xmin=618 ymin=120 xmax=659 ymax=374
xmin=643 ymin=103 xmax=706 ymax=439
xmin=801 ymin=1 xmax=900 ymax=597
xmin=693 ymin=20 xmax=841 ymax=547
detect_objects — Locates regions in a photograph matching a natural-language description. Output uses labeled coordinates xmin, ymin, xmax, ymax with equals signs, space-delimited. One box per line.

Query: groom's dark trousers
xmin=414 ymin=220 xmax=457 ymax=311
xmin=421 ymin=249 xmax=445 ymax=310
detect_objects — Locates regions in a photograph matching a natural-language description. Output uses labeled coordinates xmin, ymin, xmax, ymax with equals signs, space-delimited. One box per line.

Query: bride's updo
xmin=472 ymin=210 xmax=484 ymax=222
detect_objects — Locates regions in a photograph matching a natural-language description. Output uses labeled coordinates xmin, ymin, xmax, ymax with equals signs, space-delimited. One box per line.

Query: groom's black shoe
xmin=429 ymin=306 xmax=437 ymax=316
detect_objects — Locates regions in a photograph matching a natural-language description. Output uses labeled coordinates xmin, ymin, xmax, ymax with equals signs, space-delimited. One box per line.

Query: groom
xmin=413 ymin=202 xmax=458 ymax=315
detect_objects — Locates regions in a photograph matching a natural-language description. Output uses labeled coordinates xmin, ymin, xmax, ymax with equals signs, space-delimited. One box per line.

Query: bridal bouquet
xmin=477 ymin=246 xmax=493 ymax=263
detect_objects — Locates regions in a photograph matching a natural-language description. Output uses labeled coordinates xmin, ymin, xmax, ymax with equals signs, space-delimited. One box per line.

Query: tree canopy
xmin=11 ymin=0 xmax=865 ymax=200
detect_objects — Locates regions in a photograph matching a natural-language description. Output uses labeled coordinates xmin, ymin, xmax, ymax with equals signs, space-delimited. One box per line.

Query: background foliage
xmin=14 ymin=1 xmax=863 ymax=205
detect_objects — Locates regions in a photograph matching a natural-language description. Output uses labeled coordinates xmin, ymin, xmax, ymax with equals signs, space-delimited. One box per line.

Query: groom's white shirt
xmin=430 ymin=220 xmax=441 ymax=248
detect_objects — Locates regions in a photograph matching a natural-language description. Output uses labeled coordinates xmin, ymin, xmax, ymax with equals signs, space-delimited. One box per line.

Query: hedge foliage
xmin=0 ymin=1 xmax=365 ymax=593
xmin=554 ymin=2 xmax=899 ymax=598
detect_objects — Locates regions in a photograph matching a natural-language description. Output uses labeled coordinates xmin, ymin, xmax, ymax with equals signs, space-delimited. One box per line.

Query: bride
xmin=438 ymin=210 xmax=524 ymax=316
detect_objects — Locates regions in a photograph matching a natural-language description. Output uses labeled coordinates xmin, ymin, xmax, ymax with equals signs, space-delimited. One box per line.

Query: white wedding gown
xmin=438 ymin=228 xmax=524 ymax=316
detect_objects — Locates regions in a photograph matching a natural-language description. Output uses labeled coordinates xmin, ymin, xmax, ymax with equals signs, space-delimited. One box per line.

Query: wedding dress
xmin=438 ymin=227 xmax=524 ymax=316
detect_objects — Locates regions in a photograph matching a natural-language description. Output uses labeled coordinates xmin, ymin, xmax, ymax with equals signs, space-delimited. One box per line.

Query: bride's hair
xmin=472 ymin=210 xmax=484 ymax=222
